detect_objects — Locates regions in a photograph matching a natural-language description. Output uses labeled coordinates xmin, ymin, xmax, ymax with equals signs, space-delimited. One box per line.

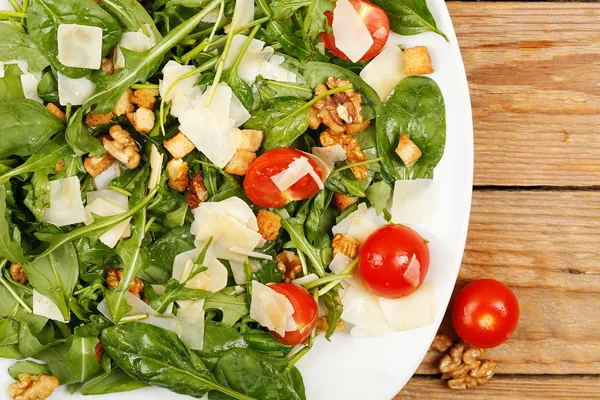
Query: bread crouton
xmin=332 ymin=233 xmax=360 ymax=259
xmin=46 ymin=104 xmax=65 ymax=121
xmin=333 ymin=192 xmax=358 ymax=212
xmin=395 ymin=133 xmax=422 ymax=168
xmin=86 ymin=111 xmax=114 ymax=127
xmin=257 ymin=210 xmax=281 ymax=241
xmin=127 ymin=108 xmax=155 ymax=134
xmin=132 ymin=88 xmax=159 ymax=109
xmin=404 ymin=46 xmax=434 ymax=76
xmin=166 ymin=159 xmax=189 ymax=192
xmin=238 ymin=129 xmax=263 ymax=152
xmin=187 ymin=173 xmax=209 ymax=209
xmin=224 ymin=150 xmax=256 ymax=176
xmin=164 ymin=132 xmax=195 ymax=159
xmin=113 ymin=88 xmax=134 ymax=116
xmin=84 ymin=153 xmax=117 ymax=178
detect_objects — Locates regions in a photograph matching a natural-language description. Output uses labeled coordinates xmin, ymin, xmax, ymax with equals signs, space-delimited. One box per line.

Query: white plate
xmin=0 ymin=0 xmax=472 ymax=398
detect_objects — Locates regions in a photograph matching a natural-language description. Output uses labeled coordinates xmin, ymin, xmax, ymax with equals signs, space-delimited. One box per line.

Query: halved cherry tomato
xmin=244 ymin=149 xmax=323 ymax=208
xmin=269 ymin=283 xmax=318 ymax=346
xmin=358 ymin=224 xmax=430 ymax=298
xmin=323 ymin=0 xmax=390 ymax=62
xmin=452 ymin=279 xmax=520 ymax=348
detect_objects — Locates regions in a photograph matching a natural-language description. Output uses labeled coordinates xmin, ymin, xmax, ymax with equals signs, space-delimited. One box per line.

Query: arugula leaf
xmin=74 ymin=314 xmax=113 ymax=338
xmin=365 ymin=180 xmax=392 ymax=215
xmin=42 ymin=335 xmax=102 ymax=384
xmin=23 ymin=169 xmax=52 ymax=221
xmin=0 ymin=64 xmax=25 ymax=103
xmin=99 ymin=0 xmax=162 ymax=40
xmin=302 ymin=0 xmax=334 ymax=44
xmin=146 ymin=280 xmax=212 ymax=314
xmin=80 ymin=367 xmax=148 ymax=395
xmin=65 ymin=108 xmax=105 ymax=156
xmin=37 ymin=71 xmax=59 ymax=103
xmin=26 ymin=0 xmax=122 ymax=78
xmin=0 ymin=24 xmax=49 ymax=72
xmin=148 ymin=226 xmax=195 ymax=272
xmin=256 ymin=77 xmax=313 ymax=102
xmin=371 ymin=0 xmax=447 ymax=40
xmin=0 ymin=186 xmax=26 ymax=263
xmin=0 ymin=99 xmax=66 ymax=159
xmin=8 ymin=361 xmax=51 ymax=380
xmin=322 ymin=289 xmax=343 ymax=340
xmin=376 ymin=76 xmax=446 ymax=180
xmin=204 ymin=293 xmax=249 ymax=327
xmin=265 ymin=21 xmax=311 ymax=61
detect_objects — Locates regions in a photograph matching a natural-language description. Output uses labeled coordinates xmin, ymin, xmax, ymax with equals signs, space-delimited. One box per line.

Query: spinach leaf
xmin=305 ymin=189 xmax=332 ymax=244
xmin=42 ymin=335 xmax=101 ymax=384
xmin=204 ymin=293 xmax=249 ymax=327
xmin=240 ymin=328 xmax=292 ymax=354
xmin=195 ymin=320 xmax=248 ymax=365
xmin=148 ymin=226 xmax=195 ymax=272
xmin=22 ymin=243 xmax=79 ymax=321
xmin=376 ymin=76 xmax=446 ymax=180
xmin=37 ymin=71 xmax=59 ymax=103
xmin=302 ymin=62 xmax=381 ymax=120
xmin=23 ymin=169 xmax=52 ymax=221
xmin=0 ymin=64 xmax=25 ymax=103
xmin=101 ymin=323 xmax=253 ymax=400
xmin=0 ymin=186 xmax=26 ymax=263
xmin=0 ymin=345 xmax=23 ymax=359
xmin=8 ymin=360 xmax=51 ymax=380
xmin=213 ymin=349 xmax=303 ymax=400
xmin=0 ymin=99 xmax=66 ymax=159
xmin=371 ymin=0 xmax=447 ymax=40
xmin=322 ymin=289 xmax=343 ymax=340
xmin=286 ymin=367 xmax=307 ymax=400
xmin=99 ymin=0 xmax=162 ymax=40
xmin=0 ymin=318 xmax=20 ymax=347
xmin=74 ymin=314 xmax=113 ymax=338
xmin=17 ymin=315 xmax=57 ymax=357
xmin=80 ymin=367 xmax=148 ymax=395
xmin=267 ymin=0 xmax=311 ymax=20
xmin=0 ymin=24 xmax=49 ymax=72
xmin=85 ymin=0 xmax=222 ymax=113
xmin=244 ymin=97 xmax=309 ymax=151
xmin=65 ymin=108 xmax=105 ymax=156
xmin=256 ymin=77 xmax=313 ymax=102
xmin=265 ymin=21 xmax=311 ymax=61
xmin=365 ymin=180 xmax=392 ymax=215
xmin=146 ymin=279 xmax=212 ymax=314
xmin=27 ymin=0 xmax=122 ymax=78
xmin=302 ymin=0 xmax=333 ymax=44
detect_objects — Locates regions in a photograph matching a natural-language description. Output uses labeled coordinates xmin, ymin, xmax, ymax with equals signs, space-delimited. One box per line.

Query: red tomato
xmin=322 ymin=0 xmax=390 ymax=62
xmin=452 ymin=279 xmax=520 ymax=348
xmin=358 ymin=224 xmax=430 ymax=298
xmin=269 ymin=283 xmax=318 ymax=346
xmin=244 ymin=149 xmax=323 ymax=208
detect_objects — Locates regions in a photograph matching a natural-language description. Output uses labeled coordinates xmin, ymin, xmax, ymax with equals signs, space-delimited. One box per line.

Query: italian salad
xmin=0 ymin=0 xmax=447 ymax=398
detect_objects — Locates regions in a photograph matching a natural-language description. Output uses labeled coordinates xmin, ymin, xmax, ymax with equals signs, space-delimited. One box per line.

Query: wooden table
xmin=396 ymin=2 xmax=600 ymax=398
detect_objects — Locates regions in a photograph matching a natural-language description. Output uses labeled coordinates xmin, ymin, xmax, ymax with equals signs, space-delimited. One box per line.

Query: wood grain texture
xmin=396 ymin=375 xmax=600 ymax=399
xmin=447 ymin=3 xmax=600 ymax=186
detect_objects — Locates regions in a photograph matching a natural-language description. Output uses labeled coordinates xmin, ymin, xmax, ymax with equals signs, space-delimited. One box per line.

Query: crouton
xmin=333 ymin=192 xmax=358 ymax=212
xmin=101 ymin=57 xmax=114 ymax=75
xmin=395 ymin=133 xmax=422 ymax=168
xmin=404 ymin=46 xmax=434 ymax=76
xmin=187 ymin=172 xmax=209 ymax=209
xmin=85 ymin=111 xmax=114 ymax=127
xmin=257 ymin=210 xmax=281 ymax=241
xmin=332 ymin=233 xmax=360 ymax=259
xmin=164 ymin=132 xmax=195 ymax=159
xmin=113 ymin=88 xmax=134 ymax=116
xmin=46 ymin=104 xmax=65 ymax=121
xmin=132 ymin=88 xmax=159 ymax=109
xmin=127 ymin=108 xmax=155 ymax=134
xmin=224 ymin=150 xmax=256 ymax=176
xmin=238 ymin=129 xmax=263 ymax=152
xmin=166 ymin=159 xmax=189 ymax=192
xmin=84 ymin=153 xmax=117 ymax=178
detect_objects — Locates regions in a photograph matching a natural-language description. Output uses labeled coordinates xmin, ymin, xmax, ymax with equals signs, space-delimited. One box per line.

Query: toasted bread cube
xmin=84 ymin=153 xmax=116 ymax=178
xmin=85 ymin=111 xmax=114 ymax=127
xmin=132 ymin=88 xmax=159 ymax=109
xmin=257 ymin=210 xmax=281 ymax=241
xmin=395 ymin=133 xmax=422 ymax=168
xmin=238 ymin=129 xmax=263 ymax=152
xmin=46 ymin=103 xmax=66 ymax=121
xmin=127 ymin=108 xmax=155 ymax=134
xmin=404 ymin=46 xmax=434 ymax=76
xmin=166 ymin=159 xmax=189 ymax=192
xmin=164 ymin=132 xmax=196 ymax=159
xmin=224 ymin=150 xmax=256 ymax=176
xmin=333 ymin=192 xmax=358 ymax=212
xmin=113 ymin=88 xmax=134 ymax=116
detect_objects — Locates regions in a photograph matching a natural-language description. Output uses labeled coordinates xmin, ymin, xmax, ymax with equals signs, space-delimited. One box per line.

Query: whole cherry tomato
xmin=269 ymin=283 xmax=318 ymax=346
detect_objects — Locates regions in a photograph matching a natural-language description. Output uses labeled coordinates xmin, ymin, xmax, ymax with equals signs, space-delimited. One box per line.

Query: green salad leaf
xmin=0 ymin=24 xmax=49 ymax=72
xmin=371 ymin=0 xmax=447 ymax=40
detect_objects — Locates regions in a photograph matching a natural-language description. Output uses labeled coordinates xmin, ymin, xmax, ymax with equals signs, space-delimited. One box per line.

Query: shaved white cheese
xmin=84 ymin=198 xmax=131 ymax=248
xmin=378 ymin=281 xmax=436 ymax=331
xmin=250 ymin=281 xmax=294 ymax=336
xmin=20 ymin=74 xmax=42 ymax=103
xmin=172 ymin=250 xmax=228 ymax=294
xmin=57 ymin=24 xmax=103 ymax=69
xmin=259 ymin=61 xmax=296 ymax=83
xmin=229 ymin=247 xmax=272 ymax=260
xmin=93 ymin=162 xmax=121 ymax=190
xmin=278 ymin=209 xmax=290 ymax=219
xmin=224 ymin=35 xmax=266 ymax=71
xmin=351 ymin=321 xmax=389 ymax=337
xmin=148 ymin=144 xmax=163 ymax=190
xmin=171 ymin=86 xmax=204 ymax=119
xmin=42 ymin=177 xmax=86 ymax=227
xmin=115 ymin=29 xmax=154 ymax=69
xmin=177 ymin=300 xmax=206 ymax=350
xmin=0 ymin=60 xmax=30 ymax=78
xmin=87 ymin=189 xmax=129 ymax=209
xmin=229 ymin=89 xmax=251 ymax=127
xmin=33 ymin=290 xmax=67 ymax=323
xmin=57 ymin=72 xmax=96 ymax=106
xmin=97 ymin=292 xmax=157 ymax=322
xmin=332 ymin=0 xmax=374 ymax=62
xmin=235 ymin=285 xmax=246 ymax=294
xmin=142 ymin=315 xmax=183 ymax=336
xmin=291 ymin=273 xmax=319 ymax=286
xmin=285 ymin=316 xmax=297 ymax=332
xmin=341 ymin=284 xmax=388 ymax=329
xmin=230 ymin=0 xmax=254 ymax=31
xmin=328 ymin=252 xmax=352 ymax=274
xmin=271 ymin=157 xmax=316 ymax=191
xmin=160 ymin=61 xmax=199 ymax=102
xmin=202 ymin=11 xmax=221 ymax=23
xmin=332 ymin=203 xmax=386 ymax=242
xmin=392 ymin=179 xmax=440 ymax=224
xmin=360 ymin=45 xmax=406 ymax=101
xmin=269 ymin=55 xmax=285 ymax=66
xmin=230 ymin=260 xmax=261 ymax=285
xmin=403 ymin=255 xmax=421 ymax=287
xmin=151 ymin=284 xmax=166 ymax=296
xmin=311 ymin=145 xmax=346 ymax=173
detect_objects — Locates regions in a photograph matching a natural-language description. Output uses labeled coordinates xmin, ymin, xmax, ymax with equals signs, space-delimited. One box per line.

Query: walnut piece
xmin=276 ymin=250 xmax=303 ymax=283
xmin=106 ymin=269 xmax=144 ymax=298
xmin=439 ymin=340 xmax=496 ymax=390
xmin=8 ymin=374 xmax=59 ymax=400
xmin=315 ymin=316 xmax=346 ymax=336
xmin=101 ymin=125 xmax=140 ymax=170
xmin=396 ymin=133 xmax=422 ymax=168
xmin=404 ymin=46 xmax=434 ymax=76
xmin=94 ymin=342 xmax=104 ymax=363
xmin=9 ymin=262 xmax=27 ymax=284
xmin=186 ymin=173 xmax=209 ymax=209
xmin=45 ymin=104 xmax=65 ymax=121
xmin=332 ymin=192 xmax=358 ymax=212
xmin=320 ymin=129 xmax=369 ymax=180
xmin=164 ymin=132 xmax=195 ymax=159
xmin=166 ymin=159 xmax=189 ymax=192
xmin=257 ymin=210 xmax=281 ymax=241
xmin=84 ymin=153 xmax=116 ymax=178
xmin=332 ymin=233 xmax=360 ymax=259
xmin=54 ymin=160 xmax=65 ymax=174
xmin=430 ymin=333 xmax=453 ymax=353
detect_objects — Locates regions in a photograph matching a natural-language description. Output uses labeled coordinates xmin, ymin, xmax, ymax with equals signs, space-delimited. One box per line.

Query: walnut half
xmin=9 ymin=262 xmax=27 ymax=284
xmin=106 ymin=269 xmax=144 ymax=298
xmin=276 ymin=251 xmax=303 ymax=283
xmin=8 ymin=374 xmax=59 ymax=400
xmin=101 ymin=125 xmax=140 ymax=170
xmin=438 ymin=340 xmax=497 ymax=390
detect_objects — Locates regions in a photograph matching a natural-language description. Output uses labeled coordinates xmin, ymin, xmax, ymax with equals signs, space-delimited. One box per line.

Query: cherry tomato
xmin=452 ymin=279 xmax=520 ymax=348
xmin=358 ymin=224 xmax=430 ymax=298
xmin=244 ymin=149 xmax=323 ymax=208
xmin=322 ymin=0 xmax=390 ymax=62
xmin=269 ymin=283 xmax=318 ymax=346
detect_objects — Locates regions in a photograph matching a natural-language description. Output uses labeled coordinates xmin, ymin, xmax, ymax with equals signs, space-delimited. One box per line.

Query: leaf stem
xmin=283 ymin=346 xmax=309 ymax=374
xmin=328 ymin=157 xmax=383 ymax=178
xmin=131 ymin=83 xmax=160 ymax=90
xmin=0 ymin=10 xmax=26 ymax=19
xmin=316 ymin=257 xmax=359 ymax=296
xmin=0 ymin=270 xmax=32 ymax=313
xmin=106 ymin=185 xmax=132 ymax=197
xmin=120 ymin=314 xmax=148 ymax=323
xmin=7 ymin=0 xmax=22 ymax=12
xmin=303 ymin=273 xmax=352 ymax=291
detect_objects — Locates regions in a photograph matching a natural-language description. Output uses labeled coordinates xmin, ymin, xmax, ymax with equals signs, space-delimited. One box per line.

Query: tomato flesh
xmin=452 ymin=279 xmax=520 ymax=348
xmin=269 ymin=283 xmax=318 ymax=346
xmin=323 ymin=0 xmax=390 ymax=62
xmin=244 ymin=149 xmax=323 ymax=208
xmin=358 ymin=224 xmax=430 ymax=298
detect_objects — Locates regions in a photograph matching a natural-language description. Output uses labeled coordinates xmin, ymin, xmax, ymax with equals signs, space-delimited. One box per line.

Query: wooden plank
xmin=416 ymin=190 xmax=600 ymax=374
xmin=447 ymin=3 xmax=600 ymax=186
xmin=396 ymin=375 xmax=600 ymax=399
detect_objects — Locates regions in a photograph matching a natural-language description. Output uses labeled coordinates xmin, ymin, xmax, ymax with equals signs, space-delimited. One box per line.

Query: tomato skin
xmin=322 ymin=0 xmax=390 ymax=62
xmin=452 ymin=279 xmax=520 ymax=348
xmin=358 ymin=224 xmax=430 ymax=299
xmin=269 ymin=283 xmax=318 ymax=346
xmin=244 ymin=149 xmax=323 ymax=208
